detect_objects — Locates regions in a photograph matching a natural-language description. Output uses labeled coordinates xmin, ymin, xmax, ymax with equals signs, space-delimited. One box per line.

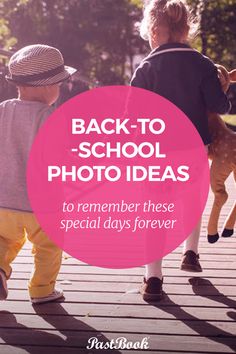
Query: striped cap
xmin=6 ymin=44 xmax=77 ymax=86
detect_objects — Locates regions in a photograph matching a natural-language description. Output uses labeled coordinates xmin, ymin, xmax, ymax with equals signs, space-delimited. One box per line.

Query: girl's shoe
xmin=31 ymin=288 xmax=64 ymax=304
xmin=140 ymin=277 xmax=163 ymax=301
xmin=180 ymin=250 xmax=202 ymax=272
xmin=0 ymin=269 xmax=8 ymax=300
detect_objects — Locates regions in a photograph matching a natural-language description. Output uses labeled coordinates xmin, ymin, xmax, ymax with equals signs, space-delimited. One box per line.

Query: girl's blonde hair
xmin=140 ymin=0 xmax=200 ymax=43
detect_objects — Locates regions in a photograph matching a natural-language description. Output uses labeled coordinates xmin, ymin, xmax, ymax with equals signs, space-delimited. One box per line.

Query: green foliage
xmin=188 ymin=0 xmax=236 ymax=68
xmin=129 ymin=0 xmax=143 ymax=7
xmin=0 ymin=0 xmax=30 ymax=50
xmin=203 ymin=0 xmax=236 ymax=68
xmin=1 ymin=0 xmax=144 ymax=84
xmin=1 ymin=0 xmax=236 ymax=84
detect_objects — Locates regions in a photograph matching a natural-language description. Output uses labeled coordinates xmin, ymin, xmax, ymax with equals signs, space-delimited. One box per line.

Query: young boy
xmin=0 ymin=44 xmax=76 ymax=304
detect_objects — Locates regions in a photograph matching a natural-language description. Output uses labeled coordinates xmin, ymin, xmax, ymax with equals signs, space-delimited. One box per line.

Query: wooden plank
xmin=8 ymin=268 xmax=236 ymax=281
xmin=0 ymin=330 xmax=235 ymax=353
xmin=18 ymin=244 xmax=236 ymax=254
xmin=0 ymin=313 xmax=236 ymax=337
xmin=0 ymin=302 xmax=235 ymax=321
xmin=5 ymin=280 xmax=236 ymax=296
xmin=4 ymin=290 xmax=236 ymax=307
xmin=7 ymin=275 xmax=236 ymax=286
xmin=0 ymin=348 xmax=215 ymax=354
xmin=13 ymin=253 xmax=236 ymax=261
xmin=11 ymin=258 xmax=236 ymax=269
xmin=11 ymin=264 xmax=236 ymax=275
xmin=16 ymin=239 xmax=236 ymax=251
xmin=0 ymin=347 xmax=90 ymax=354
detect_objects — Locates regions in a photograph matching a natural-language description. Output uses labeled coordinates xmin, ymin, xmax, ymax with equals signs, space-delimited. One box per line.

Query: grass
xmin=222 ymin=114 xmax=236 ymax=126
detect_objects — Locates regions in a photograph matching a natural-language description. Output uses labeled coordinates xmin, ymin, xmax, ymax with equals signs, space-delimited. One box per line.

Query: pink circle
xmin=27 ymin=86 xmax=209 ymax=268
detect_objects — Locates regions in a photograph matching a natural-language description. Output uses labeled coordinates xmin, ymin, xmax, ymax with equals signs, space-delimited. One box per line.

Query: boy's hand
xmin=216 ymin=64 xmax=230 ymax=93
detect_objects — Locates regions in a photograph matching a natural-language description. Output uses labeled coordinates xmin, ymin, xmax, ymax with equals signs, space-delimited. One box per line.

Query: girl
xmin=131 ymin=0 xmax=231 ymax=301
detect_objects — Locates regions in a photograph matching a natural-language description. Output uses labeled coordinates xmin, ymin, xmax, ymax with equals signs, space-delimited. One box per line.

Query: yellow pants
xmin=0 ymin=209 xmax=62 ymax=298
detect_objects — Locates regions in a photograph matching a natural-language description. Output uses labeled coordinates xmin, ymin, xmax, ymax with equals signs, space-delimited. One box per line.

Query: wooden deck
xmin=0 ymin=175 xmax=235 ymax=354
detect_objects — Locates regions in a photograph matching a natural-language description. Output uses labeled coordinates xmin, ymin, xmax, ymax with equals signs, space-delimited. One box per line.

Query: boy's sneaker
xmin=0 ymin=269 xmax=8 ymax=300
xmin=180 ymin=250 xmax=202 ymax=272
xmin=31 ymin=288 xmax=64 ymax=304
xmin=140 ymin=277 xmax=163 ymax=301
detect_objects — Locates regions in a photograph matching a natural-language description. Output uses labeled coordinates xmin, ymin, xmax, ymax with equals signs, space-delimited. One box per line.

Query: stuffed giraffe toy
xmin=207 ymin=67 xmax=236 ymax=243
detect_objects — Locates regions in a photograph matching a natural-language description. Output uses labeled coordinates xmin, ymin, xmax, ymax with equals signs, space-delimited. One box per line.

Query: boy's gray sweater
xmin=0 ymin=99 xmax=53 ymax=212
